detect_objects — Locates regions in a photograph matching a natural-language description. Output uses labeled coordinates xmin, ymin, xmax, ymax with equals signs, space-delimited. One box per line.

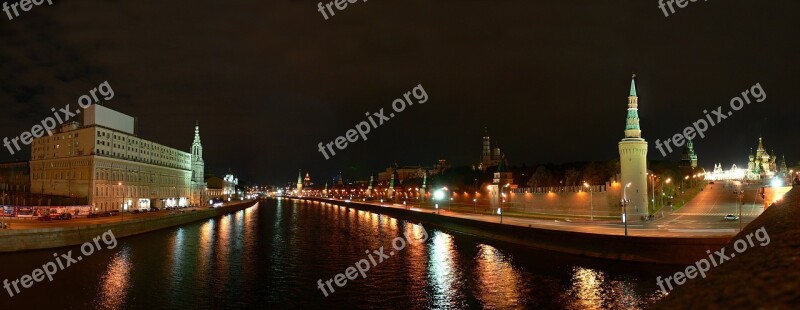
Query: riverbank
xmin=291 ymin=197 xmax=730 ymax=265
xmin=653 ymin=186 xmax=799 ymax=308
xmin=0 ymin=200 xmax=258 ymax=253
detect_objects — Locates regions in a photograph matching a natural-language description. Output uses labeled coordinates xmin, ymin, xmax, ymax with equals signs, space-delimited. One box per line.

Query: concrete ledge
xmin=0 ymin=200 xmax=258 ymax=253
xmin=296 ymin=197 xmax=730 ymax=265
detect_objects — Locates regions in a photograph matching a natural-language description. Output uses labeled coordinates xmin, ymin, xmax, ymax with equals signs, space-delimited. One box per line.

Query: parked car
xmin=131 ymin=210 xmax=141 ymax=214
xmin=87 ymin=213 xmax=100 ymax=218
xmin=109 ymin=210 xmax=120 ymax=216
xmin=58 ymin=213 xmax=73 ymax=220
xmin=149 ymin=207 xmax=160 ymax=212
xmin=724 ymin=214 xmax=739 ymax=221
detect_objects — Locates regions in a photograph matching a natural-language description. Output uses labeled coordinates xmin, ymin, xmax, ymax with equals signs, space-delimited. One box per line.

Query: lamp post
xmin=497 ymin=207 xmax=503 ymax=224
xmin=118 ymin=182 xmax=125 ymax=223
xmin=650 ymin=174 xmax=656 ymax=213
xmin=623 ymin=183 xmax=632 ymax=236
xmin=735 ymin=187 xmax=745 ymax=232
xmin=661 ymin=178 xmax=671 ymax=217
xmin=584 ymin=182 xmax=593 ymax=221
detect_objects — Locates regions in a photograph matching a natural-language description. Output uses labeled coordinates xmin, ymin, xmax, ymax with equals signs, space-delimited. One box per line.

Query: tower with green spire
xmin=296 ymin=170 xmax=303 ymax=196
xmin=618 ymin=74 xmax=649 ymax=221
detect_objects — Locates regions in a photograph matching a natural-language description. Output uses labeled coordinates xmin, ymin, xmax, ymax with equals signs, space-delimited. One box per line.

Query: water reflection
xmin=427 ymin=231 xmax=464 ymax=308
xmin=473 ymin=244 xmax=527 ymax=308
xmin=95 ymin=247 xmax=132 ymax=310
xmin=566 ymin=267 xmax=647 ymax=309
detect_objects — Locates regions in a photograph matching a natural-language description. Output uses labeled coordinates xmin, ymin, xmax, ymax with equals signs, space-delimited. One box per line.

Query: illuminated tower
xmin=304 ymin=172 xmax=311 ymax=187
xmin=618 ymin=75 xmax=649 ymax=221
xmin=190 ymin=121 xmax=207 ymax=205
xmin=296 ymin=170 xmax=303 ymax=195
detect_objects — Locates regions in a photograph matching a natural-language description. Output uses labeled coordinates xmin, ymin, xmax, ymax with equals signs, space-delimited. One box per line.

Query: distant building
xmin=377 ymin=160 xmax=447 ymax=182
xmin=747 ymin=137 xmax=778 ymax=179
xmin=679 ymin=138 xmax=699 ymax=177
xmin=206 ymin=172 xmax=238 ymax=199
xmin=618 ymin=75 xmax=649 ymax=221
xmin=477 ymin=128 xmax=502 ymax=172
xmin=28 ymin=105 xmax=207 ymax=211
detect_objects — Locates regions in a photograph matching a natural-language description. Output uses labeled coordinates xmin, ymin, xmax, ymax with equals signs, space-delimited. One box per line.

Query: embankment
xmin=0 ymin=200 xmax=258 ymax=253
xmin=653 ymin=187 xmax=799 ymax=309
xmin=295 ymin=197 xmax=730 ymax=265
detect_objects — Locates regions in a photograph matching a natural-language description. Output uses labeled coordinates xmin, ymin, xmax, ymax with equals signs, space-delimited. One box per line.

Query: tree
xmin=565 ymin=169 xmax=581 ymax=186
xmin=527 ymin=166 xmax=552 ymax=188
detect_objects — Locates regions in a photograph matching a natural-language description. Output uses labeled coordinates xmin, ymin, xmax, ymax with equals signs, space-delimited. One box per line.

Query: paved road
xmin=652 ymin=181 xmax=764 ymax=230
xmin=300 ymin=197 xmax=741 ymax=238
xmin=0 ymin=201 xmax=249 ymax=230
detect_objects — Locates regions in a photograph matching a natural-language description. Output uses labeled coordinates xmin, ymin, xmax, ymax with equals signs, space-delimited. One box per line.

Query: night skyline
xmin=1 ymin=0 xmax=797 ymax=185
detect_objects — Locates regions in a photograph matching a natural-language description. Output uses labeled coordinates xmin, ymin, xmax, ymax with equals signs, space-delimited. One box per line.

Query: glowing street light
xmin=622 ymin=182 xmax=632 ymax=236
xmin=584 ymin=182 xmax=593 ymax=221
xmin=661 ymin=178 xmax=672 ymax=217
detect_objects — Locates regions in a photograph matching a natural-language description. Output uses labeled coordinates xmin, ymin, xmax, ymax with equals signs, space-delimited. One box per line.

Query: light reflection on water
xmin=96 ymin=247 xmax=132 ymax=310
xmin=0 ymin=200 xmax=668 ymax=309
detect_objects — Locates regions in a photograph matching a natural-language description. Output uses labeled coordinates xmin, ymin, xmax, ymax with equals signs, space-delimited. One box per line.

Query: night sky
xmin=0 ymin=0 xmax=797 ymax=185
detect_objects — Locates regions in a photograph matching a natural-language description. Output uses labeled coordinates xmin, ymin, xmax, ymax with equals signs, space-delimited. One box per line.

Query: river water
xmin=0 ymin=199 xmax=671 ymax=309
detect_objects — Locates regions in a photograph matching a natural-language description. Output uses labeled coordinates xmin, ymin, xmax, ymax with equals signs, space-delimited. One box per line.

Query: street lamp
xmin=622 ymin=182 xmax=632 ymax=236
xmin=584 ymin=182 xmax=593 ymax=221
xmin=117 ymin=182 xmax=126 ymax=223
xmin=735 ymin=188 xmax=744 ymax=232
xmin=661 ymin=178 xmax=671 ymax=217
xmin=497 ymin=207 xmax=503 ymax=224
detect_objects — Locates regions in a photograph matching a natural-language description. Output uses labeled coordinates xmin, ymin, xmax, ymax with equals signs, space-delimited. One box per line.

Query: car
xmin=87 ymin=213 xmax=100 ymax=218
xmin=724 ymin=214 xmax=739 ymax=221
xmin=131 ymin=209 xmax=141 ymax=214
xmin=109 ymin=210 xmax=120 ymax=216
xmin=58 ymin=213 xmax=73 ymax=220
xmin=149 ymin=207 xmax=160 ymax=212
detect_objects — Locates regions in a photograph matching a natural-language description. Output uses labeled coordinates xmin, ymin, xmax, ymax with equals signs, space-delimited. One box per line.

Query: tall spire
xmin=624 ymin=74 xmax=642 ymax=139
xmin=297 ymin=170 xmax=302 ymax=186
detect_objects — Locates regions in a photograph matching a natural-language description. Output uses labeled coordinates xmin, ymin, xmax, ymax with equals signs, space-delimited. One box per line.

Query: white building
xmin=618 ymin=75 xmax=649 ymax=222
xmin=29 ymin=105 xmax=207 ymax=211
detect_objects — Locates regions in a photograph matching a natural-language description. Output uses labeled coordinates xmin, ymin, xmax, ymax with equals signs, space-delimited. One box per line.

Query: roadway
xmin=653 ymin=181 xmax=764 ymax=230
xmin=297 ymin=186 xmax=758 ymax=238
xmin=0 ymin=202 xmax=247 ymax=230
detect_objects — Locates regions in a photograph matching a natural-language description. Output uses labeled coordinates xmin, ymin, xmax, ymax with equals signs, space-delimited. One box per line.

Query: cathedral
xmin=747 ymin=137 xmax=778 ymax=179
